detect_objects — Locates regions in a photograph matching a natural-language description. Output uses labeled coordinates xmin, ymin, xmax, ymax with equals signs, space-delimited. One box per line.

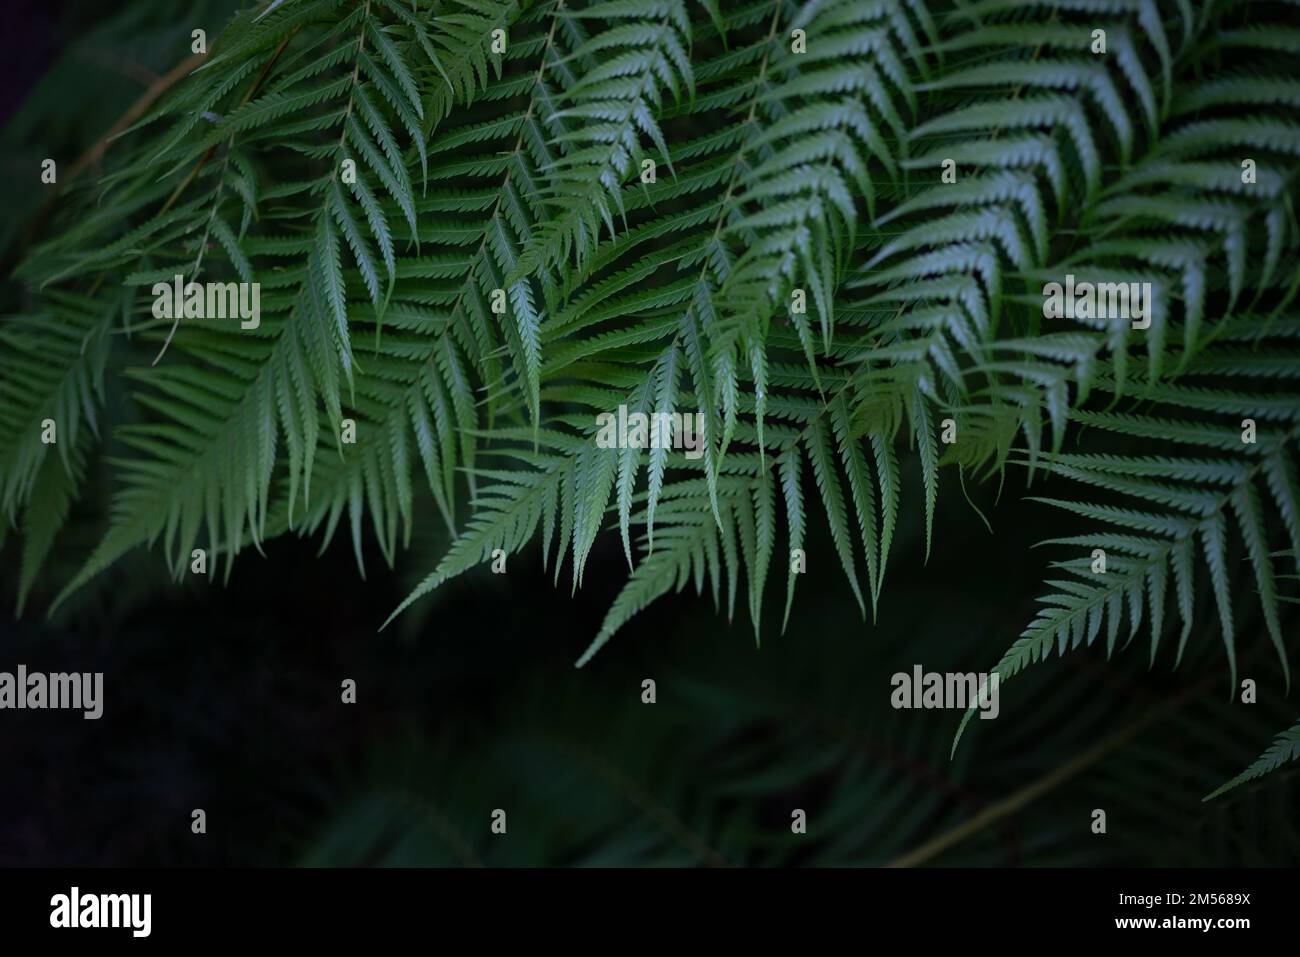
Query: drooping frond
xmin=23 ymin=1 xmax=578 ymax=602
xmin=1204 ymin=717 xmax=1300 ymax=801
xmin=954 ymin=314 xmax=1300 ymax=750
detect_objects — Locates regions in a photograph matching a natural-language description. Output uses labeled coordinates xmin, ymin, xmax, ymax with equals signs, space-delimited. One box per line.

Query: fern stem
xmin=886 ymin=687 xmax=1197 ymax=868
xmin=331 ymin=0 xmax=372 ymax=176
xmin=157 ymin=29 xmax=297 ymax=218
xmin=18 ymin=51 xmax=208 ymax=252
xmin=151 ymin=31 xmax=298 ymax=365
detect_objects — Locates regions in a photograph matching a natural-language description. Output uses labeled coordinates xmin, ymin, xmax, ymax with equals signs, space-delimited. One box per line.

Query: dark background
xmin=1 ymin=0 xmax=1297 ymax=867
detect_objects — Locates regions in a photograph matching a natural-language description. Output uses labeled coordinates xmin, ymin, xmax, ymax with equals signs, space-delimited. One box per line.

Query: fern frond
xmin=954 ymin=319 xmax=1300 ymax=751
xmin=1204 ymin=717 xmax=1300 ymax=801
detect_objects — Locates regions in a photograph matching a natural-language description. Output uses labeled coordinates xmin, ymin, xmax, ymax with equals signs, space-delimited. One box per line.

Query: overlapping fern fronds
xmin=3 ymin=0 xmax=1300 ymax=795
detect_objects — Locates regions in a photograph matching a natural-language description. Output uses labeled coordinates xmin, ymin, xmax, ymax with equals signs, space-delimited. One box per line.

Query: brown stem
xmin=17 ymin=51 xmax=207 ymax=251
xmin=158 ymin=30 xmax=296 ymax=218
xmin=884 ymin=685 xmax=1202 ymax=868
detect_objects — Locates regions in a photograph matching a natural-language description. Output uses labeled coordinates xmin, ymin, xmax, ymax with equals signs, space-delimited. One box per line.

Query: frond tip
xmin=1204 ymin=718 xmax=1300 ymax=801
